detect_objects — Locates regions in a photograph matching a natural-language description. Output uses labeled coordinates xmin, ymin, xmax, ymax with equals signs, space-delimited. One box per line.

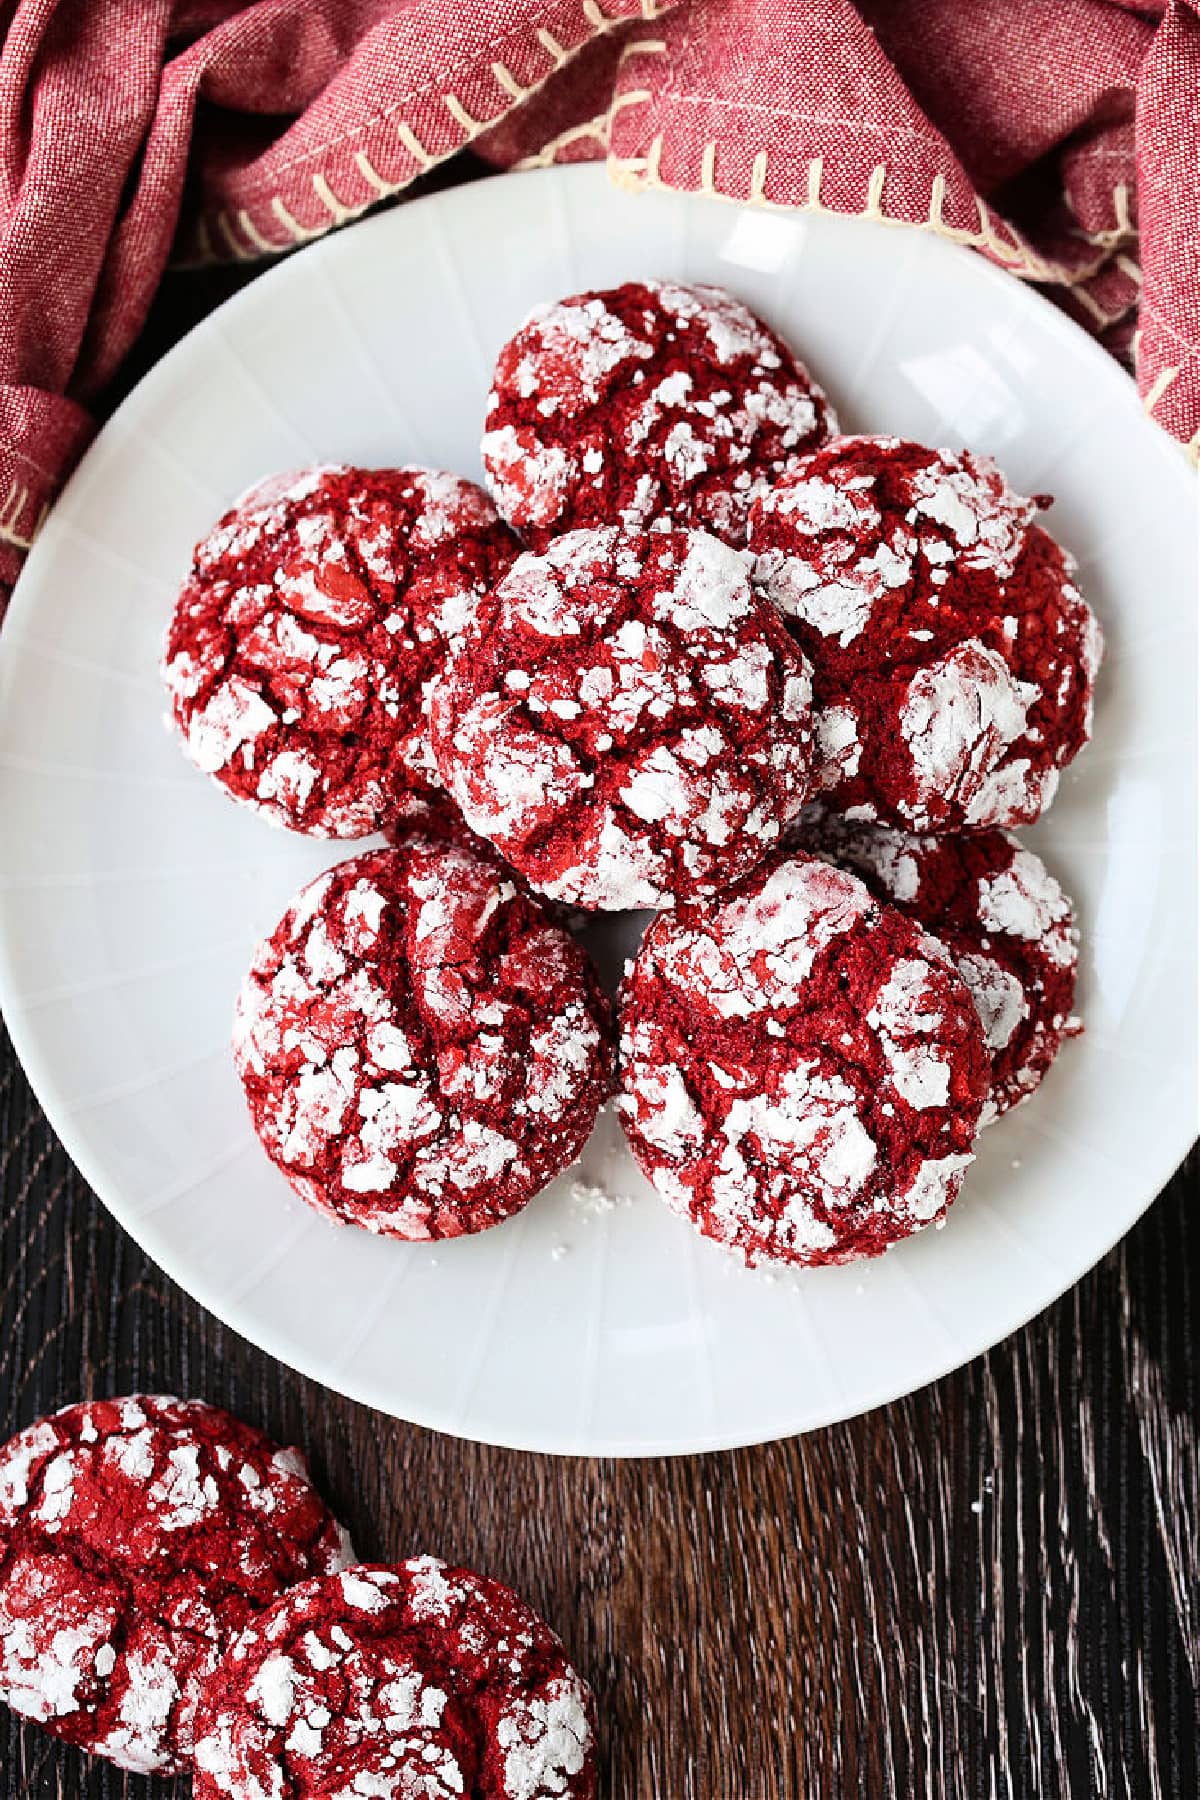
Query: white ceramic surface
xmin=0 ymin=166 xmax=1194 ymax=1456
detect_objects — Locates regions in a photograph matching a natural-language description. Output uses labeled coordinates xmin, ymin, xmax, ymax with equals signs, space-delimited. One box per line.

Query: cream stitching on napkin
xmin=183 ymin=1 xmax=674 ymax=267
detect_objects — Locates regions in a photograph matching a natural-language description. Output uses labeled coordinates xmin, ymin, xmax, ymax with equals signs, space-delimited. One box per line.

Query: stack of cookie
xmin=162 ymin=279 xmax=1102 ymax=1272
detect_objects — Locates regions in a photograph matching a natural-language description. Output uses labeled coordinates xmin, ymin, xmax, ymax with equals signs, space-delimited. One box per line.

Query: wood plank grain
xmin=0 ymin=1024 xmax=1195 ymax=1799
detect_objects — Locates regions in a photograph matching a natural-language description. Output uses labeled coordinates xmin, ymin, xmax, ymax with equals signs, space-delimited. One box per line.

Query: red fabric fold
xmin=0 ymin=0 xmax=1193 ymax=608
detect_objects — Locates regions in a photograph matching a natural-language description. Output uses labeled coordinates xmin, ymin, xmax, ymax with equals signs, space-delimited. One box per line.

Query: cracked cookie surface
xmin=618 ymin=850 xmax=989 ymax=1267
xmin=233 ymin=836 xmax=614 ymax=1237
xmin=0 ymin=1396 xmax=353 ymax=1774
xmin=482 ymin=280 xmax=834 ymax=548
xmin=748 ymin=437 xmax=1103 ymax=832
xmin=429 ymin=525 xmax=817 ymax=910
xmin=193 ymin=1559 xmax=596 ymax=1800
xmin=163 ymin=465 xmax=518 ymax=836
xmin=793 ymin=809 xmax=1081 ymax=1124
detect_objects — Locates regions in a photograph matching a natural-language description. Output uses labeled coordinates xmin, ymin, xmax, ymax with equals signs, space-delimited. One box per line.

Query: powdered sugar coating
xmin=617 ymin=851 xmax=988 ymax=1267
xmin=163 ymin=466 xmax=518 ymax=837
xmin=429 ymin=525 xmax=816 ymax=910
xmin=0 ymin=1397 xmax=353 ymax=1775
xmin=482 ymin=281 xmax=835 ymax=548
xmin=192 ymin=1559 xmax=596 ymax=1800
xmin=749 ymin=438 xmax=1104 ymax=832
xmin=233 ymin=836 xmax=614 ymax=1237
xmin=794 ymin=809 xmax=1080 ymax=1122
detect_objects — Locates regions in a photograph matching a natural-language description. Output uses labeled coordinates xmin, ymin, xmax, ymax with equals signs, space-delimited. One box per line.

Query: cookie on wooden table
xmin=0 ymin=1396 xmax=353 ymax=1774
xmin=193 ymin=1558 xmax=597 ymax=1800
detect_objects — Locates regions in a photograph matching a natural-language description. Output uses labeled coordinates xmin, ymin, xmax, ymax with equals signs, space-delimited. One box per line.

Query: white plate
xmin=0 ymin=167 xmax=1194 ymax=1456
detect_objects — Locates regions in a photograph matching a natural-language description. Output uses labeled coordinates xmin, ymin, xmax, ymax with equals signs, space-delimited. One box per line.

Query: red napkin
xmin=0 ymin=0 xmax=1194 ymax=607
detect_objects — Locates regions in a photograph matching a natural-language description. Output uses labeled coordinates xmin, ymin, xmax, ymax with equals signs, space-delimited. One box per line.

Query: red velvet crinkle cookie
xmin=748 ymin=437 xmax=1104 ymax=832
xmin=792 ymin=809 xmax=1081 ymax=1124
xmin=163 ymin=465 xmax=518 ymax=837
xmin=618 ymin=851 xmax=989 ymax=1267
xmin=482 ymin=280 xmax=835 ymax=548
xmin=0 ymin=1396 xmax=353 ymax=1775
xmin=429 ymin=525 xmax=816 ymax=910
xmin=193 ymin=1560 xmax=596 ymax=1800
xmin=233 ymin=835 xmax=614 ymax=1237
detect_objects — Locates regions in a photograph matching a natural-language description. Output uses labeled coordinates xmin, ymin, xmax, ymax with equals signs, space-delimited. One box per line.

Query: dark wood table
xmin=1 ymin=245 xmax=1197 ymax=1800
